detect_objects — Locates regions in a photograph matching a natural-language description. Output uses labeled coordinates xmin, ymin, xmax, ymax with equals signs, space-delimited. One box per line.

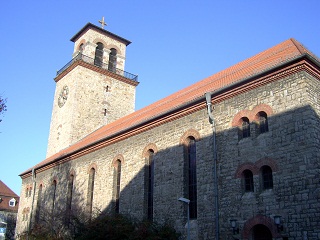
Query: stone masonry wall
xmin=18 ymin=70 xmax=320 ymax=239
xmin=216 ymin=72 xmax=320 ymax=239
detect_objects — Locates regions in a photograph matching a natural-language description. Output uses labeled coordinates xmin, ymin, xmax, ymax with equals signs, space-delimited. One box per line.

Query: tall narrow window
xmin=113 ymin=159 xmax=121 ymax=213
xmin=243 ymin=170 xmax=254 ymax=192
xmin=66 ymin=174 xmax=74 ymax=218
xmin=187 ymin=138 xmax=197 ymax=219
xmin=115 ymin=160 xmax=121 ymax=213
xmin=261 ymin=165 xmax=273 ymax=190
xmin=146 ymin=150 xmax=154 ymax=220
xmin=94 ymin=42 xmax=104 ymax=67
xmin=52 ymin=180 xmax=57 ymax=214
xmin=87 ymin=168 xmax=95 ymax=217
xmin=108 ymin=48 xmax=117 ymax=72
xmin=258 ymin=111 xmax=269 ymax=134
xmin=239 ymin=117 xmax=250 ymax=139
xmin=35 ymin=184 xmax=43 ymax=223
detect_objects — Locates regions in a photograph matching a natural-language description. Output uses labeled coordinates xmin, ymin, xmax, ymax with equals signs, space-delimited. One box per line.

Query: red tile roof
xmin=21 ymin=38 xmax=319 ymax=176
xmin=0 ymin=181 xmax=18 ymax=197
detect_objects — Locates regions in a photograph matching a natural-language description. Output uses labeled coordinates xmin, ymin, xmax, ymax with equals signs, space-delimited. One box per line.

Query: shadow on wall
xmin=18 ymin=104 xmax=320 ymax=239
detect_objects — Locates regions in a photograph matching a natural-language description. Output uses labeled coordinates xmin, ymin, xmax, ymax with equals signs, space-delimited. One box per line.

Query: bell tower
xmin=46 ymin=20 xmax=139 ymax=157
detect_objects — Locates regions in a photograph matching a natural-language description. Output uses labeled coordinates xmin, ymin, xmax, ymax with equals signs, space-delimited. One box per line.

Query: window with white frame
xmin=9 ymin=198 xmax=16 ymax=207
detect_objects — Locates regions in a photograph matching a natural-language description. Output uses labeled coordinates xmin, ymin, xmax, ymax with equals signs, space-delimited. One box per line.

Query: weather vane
xmin=99 ymin=17 xmax=107 ymax=29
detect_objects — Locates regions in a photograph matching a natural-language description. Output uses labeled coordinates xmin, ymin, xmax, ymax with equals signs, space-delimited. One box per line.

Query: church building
xmin=16 ymin=21 xmax=320 ymax=239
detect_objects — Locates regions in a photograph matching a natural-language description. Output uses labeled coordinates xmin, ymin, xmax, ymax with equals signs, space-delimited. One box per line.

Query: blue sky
xmin=1 ymin=0 xmax=320 ymax=195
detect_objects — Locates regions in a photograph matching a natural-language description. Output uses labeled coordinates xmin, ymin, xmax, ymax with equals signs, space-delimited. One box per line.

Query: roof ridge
xmin=290 ymin=38 xmax=306 ymax=54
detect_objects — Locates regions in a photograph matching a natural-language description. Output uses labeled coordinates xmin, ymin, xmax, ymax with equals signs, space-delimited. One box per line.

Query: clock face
xmin=58 ymin=85 xmax=69 ymax=108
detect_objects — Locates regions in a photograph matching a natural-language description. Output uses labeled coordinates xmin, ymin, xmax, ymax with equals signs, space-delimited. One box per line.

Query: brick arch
xmin=38 ymin=182 xmax=44 ymax=189
xmin=51 ymin=177 xmax=58 ymax=184
xmin=76 ymin=39 xmax=86 ymax=51
xmin=142 ymin=143 xmax=158 ymax=158
xmin=93 ymin=38 xmax=108 ymax=49
xmin=105 ymin=44 xmax=121 ymax=55
xmin=69 ymin=169 xmax=76 ymax=178
xmin=23 ymin=207 xmax=30 ymax=213
xmin=87 ymin=163 xmax=97 ymax=173
xmin=242 ymin=214 xmax=280 ymax=239
xmin=179 ymin=129 xmax=201 ymax=145
xmin=251 ymin=104 xmax=273 ymax=122
xmin=231 ymin=109 xmax=251 ymax=127
xmin=235 ymin=162 xmax=259 ymax=178
xmin=112 ymin=154 xmax=125 ymax=168
xmin=255 ymin=157 xmax=278 ymax=172
xmin=235 ymin=158 xmax=278 ymax=178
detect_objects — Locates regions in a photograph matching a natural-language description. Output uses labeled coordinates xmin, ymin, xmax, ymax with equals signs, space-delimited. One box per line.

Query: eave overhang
xmin=70 ymin=23 xmax=131 ymax=46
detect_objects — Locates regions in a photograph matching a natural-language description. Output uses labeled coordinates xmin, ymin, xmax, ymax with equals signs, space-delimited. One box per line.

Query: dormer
xmin=9 ymin=198 xmax=16 ymax=207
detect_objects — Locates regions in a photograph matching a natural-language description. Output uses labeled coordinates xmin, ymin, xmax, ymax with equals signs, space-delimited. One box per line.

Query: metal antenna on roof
xmin=99 ymin=17 xmax=107 ymax=29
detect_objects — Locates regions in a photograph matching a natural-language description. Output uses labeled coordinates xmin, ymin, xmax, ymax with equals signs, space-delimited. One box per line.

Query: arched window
xmin=108 ymin=48 xmax=117 ymax=72
xmin=23 ymin=208 xmax=30 ymax=221
xmin=66 ymin=174 xmax=74 ymax=217
xmin=239 ymin=117 xmax=250 ymax=139
xmin=185 ymin=137 xmax=197 ymax=219
xmin=79 ymin=43 xmax=84 ymax=53
xmin=261 ymin=165 xmax=273 ymax=190
xmin=35 ymin=184 xmax=43 ymax=223
xmin=94 ymin=42 xmax=104 ymax=67
xmin=114 ymin=160 xmax=121 ymax=213
xmin=145 ymin=150 xmax=154 ymax=220
xmin=28 ymin=187 xmax=32 ymax=197
xmin=243 ymin=170 xmax=254 ymax=192
xmin=52 ymin=180 xmax=57 ymax=214
xmin=87 ymin=168 xmax=95 ymax=217
xmin=258 ymin=111 xmax=269 ymax=134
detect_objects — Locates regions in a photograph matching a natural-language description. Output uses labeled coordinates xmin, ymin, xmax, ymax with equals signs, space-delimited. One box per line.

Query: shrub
xmin=23 ymin=212 xmax=180 ymax=240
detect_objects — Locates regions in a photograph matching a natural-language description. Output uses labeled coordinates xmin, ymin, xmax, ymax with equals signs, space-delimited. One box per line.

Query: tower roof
xmin=70 ymin=22 xmax=131 ymax=46
xmin=20 ymin=38 xmax=320 ymax=176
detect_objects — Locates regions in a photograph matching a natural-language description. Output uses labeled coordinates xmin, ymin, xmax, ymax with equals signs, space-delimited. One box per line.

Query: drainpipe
xmin=205 ymin=93 xmax=219 ymax=240
xmin=27 ymin=168 xmax=36 ymax=239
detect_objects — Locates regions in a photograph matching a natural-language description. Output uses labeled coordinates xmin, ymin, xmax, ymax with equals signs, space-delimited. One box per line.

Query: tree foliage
xmin=0 ymin=96 xmax=7 ymax=123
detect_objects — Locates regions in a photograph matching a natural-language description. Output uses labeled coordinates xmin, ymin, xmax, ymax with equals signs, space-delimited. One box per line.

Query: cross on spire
xmin=99 ymin=17 xmax=107 ymax=29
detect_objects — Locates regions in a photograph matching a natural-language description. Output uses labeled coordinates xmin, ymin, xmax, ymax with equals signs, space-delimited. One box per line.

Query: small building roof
xmin=20 ymin=38 xmax=320 ymax=176
xmin=0 ymin=180 xmax=19 ymax=212
xmin=0 ymin=181 xmax=18 ymax=198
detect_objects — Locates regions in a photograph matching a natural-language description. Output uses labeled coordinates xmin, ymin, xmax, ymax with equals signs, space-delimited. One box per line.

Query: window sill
xmin=241 ymin=191 xmax=255 ymax=200
xmin=259 ymin=188 xmax=274 ymax=196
